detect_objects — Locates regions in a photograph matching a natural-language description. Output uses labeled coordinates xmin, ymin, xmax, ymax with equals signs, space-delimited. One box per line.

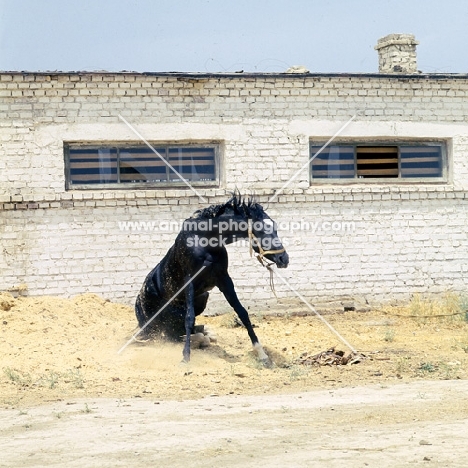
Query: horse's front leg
xmin=182 ymin=280 xmax=195 ymax=363
xmin=217 ymin=275 xmax=271 ymax=366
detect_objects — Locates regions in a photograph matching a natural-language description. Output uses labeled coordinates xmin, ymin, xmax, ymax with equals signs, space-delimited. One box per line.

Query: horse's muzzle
xmin=275 ymin=252 xmax=289 ymax=268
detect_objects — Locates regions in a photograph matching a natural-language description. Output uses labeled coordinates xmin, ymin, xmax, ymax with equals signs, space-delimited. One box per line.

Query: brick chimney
xmin=374 ymin=34 xmax=419 ymax=74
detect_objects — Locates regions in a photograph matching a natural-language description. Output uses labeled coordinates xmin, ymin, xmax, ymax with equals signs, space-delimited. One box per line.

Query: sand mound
xmin=1 ymin=292 xmax=467 ymax=408
xmin=0 ymin=292 xmax=16 ymax=311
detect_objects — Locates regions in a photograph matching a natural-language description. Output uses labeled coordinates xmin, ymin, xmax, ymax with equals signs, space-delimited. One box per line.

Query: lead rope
xmin=246 ymin=221 xmax=361 ymax=356
xmin=248 ymin=220 xmax=285 ymax=298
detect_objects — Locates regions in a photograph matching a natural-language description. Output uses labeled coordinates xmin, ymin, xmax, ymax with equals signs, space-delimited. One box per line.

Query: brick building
xmin=1 ymin=34 xmax=467 ymax=311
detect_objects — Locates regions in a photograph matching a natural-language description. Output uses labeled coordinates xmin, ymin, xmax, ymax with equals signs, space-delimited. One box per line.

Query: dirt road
xmin=1 ymin=380 xmax=467 ymax=467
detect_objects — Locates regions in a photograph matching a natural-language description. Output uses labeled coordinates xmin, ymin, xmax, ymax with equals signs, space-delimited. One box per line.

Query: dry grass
xmin=382 ymin=292 xmax=468 ymax=325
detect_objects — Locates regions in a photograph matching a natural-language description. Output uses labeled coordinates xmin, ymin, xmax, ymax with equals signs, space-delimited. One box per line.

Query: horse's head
xmin=249 ymin=208 xmax=289 ymax=269
xmin=192 ymin=193 xmax=289 ymax=268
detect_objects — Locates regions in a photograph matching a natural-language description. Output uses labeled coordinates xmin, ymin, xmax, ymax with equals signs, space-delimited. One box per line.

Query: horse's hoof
xmin=134 ymin=337 xmax=150 ymax=343
xmin=203 ymin=326 xmax=217 ymax=343
xmin=133 ymin=329 xmax=151 ymax=342
xmin=189 ymin=332 xmax=205 ymax=348
xmin=260 ymin=358 xmax=274 ymax=368
xmin=190 ymin=332 xmax=211 ymax=348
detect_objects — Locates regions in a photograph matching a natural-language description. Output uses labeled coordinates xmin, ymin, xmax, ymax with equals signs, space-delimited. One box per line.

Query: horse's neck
xmin=183 ymin=214 xmax=251 ymax=244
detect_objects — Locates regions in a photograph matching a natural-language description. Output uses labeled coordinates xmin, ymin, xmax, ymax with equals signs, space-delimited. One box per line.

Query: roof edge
xmin=1 ymin=70 xmax=468 ymax=80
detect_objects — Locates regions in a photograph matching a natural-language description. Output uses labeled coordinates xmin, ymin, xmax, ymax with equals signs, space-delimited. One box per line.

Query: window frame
xmin=309 ymin=140 xmax=448 ymax=184
xmin=64 ymin=142 xmax=221 ymax=190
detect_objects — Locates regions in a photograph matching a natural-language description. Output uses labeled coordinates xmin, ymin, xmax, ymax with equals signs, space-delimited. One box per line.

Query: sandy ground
xmin=1 ymin=292 xmax=468 ymax=466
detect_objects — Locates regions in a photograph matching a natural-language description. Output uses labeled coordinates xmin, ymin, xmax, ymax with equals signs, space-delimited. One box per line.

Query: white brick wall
xmin=1 ymin=72 xmax=468 ymax=311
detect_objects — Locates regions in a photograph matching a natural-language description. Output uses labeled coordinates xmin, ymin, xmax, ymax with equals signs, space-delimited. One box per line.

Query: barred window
xmin=65 ymin=144 xmax=218 ymax=189
xmin=310 ymin=142 xmax=446 ymax=182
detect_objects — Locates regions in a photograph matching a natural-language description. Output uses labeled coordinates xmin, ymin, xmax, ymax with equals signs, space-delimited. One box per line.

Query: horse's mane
xmin=192 ymin=192 xmax=264 ymax=219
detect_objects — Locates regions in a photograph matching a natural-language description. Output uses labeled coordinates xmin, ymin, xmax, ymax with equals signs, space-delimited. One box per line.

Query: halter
xmin=247 ymin=219 xmax=286 ymax=296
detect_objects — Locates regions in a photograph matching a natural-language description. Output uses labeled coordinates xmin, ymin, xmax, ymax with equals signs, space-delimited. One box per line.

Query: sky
xmin=1 ymin=0 xmax=468 ymax=74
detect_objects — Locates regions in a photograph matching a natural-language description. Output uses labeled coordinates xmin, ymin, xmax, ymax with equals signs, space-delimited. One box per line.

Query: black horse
xmin=135 ymin=193 xmax=289 ymax=364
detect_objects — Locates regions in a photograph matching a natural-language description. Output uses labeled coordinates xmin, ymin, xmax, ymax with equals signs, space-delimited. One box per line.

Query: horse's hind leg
xmin=135 ymin=294 xmax=184 ymax=340
xmin=135 ymin=295 xmax=154 ymax=339
xmin=135 ymin=295 xmax=146 ymax=328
